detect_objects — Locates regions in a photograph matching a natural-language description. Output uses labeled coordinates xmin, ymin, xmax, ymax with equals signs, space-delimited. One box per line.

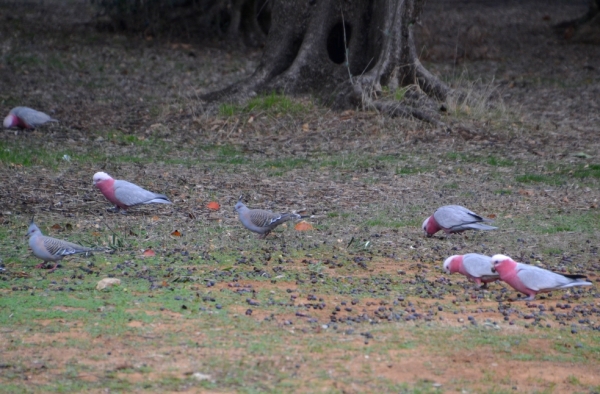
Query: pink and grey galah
xmin=491 ymin=254 xmax=592 ymax=301
xmin=422 ymin=205 xmax=497 ymax=237
xmin=3 ymin=107 xmax=58 ymax=129
xmin=27 ymin=220 xmax=103 ymax=272
xmin=443 ymin=253 xmax=499 ymax=288
xmin=93 ymin=172 xmax=172 ymax=213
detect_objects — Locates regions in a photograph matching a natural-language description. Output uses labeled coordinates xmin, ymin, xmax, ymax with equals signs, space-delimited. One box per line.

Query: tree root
xmin=202 ymin=0 xmax=452 ymax=123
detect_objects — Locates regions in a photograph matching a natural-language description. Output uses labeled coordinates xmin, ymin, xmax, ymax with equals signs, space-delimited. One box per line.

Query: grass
xmin=1 ymin=5 xmax=600 ymax=392
xmin=219 ymin=92 xmax=311 ymax=116
xmin=515 ymin=173 xmax=564 ymax=185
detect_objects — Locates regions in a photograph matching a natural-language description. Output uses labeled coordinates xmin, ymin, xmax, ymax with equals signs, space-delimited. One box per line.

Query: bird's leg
xmin=35 ymin=261 xmax=48 ymax=269
xmin=257 ymin=230 xmax=271 ymax=240
xmin=48 ymin=263 xmax=59 ymax=272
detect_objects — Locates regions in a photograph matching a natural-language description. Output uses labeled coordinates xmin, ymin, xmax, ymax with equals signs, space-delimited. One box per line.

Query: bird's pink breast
xmin=426 ymin=216 xmax=442 ymax=235
xmin=15 ymin=116 xmax=32 ymax=129
xmin=95 ymin=178 xmax=124 ymax=207
xmin=496 ymin=261 xmax=531 ymax=294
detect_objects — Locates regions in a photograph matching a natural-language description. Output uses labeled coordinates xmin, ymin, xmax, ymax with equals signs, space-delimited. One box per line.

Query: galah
xmin=422 ymin=205 xmax=497 ymax=237
xmin=491 ymin=254 xmax=592 ymax=301
xmin=235 ymin=196 xmax=302 ymax=238
xmin=443 ymin=253 xmax=499 ymax=287
xmin=27 ymin=221 xmax=102 ymax=272
xmin=93 ymin=172 xmax=172 ymax=213
xmin=3 ymin=107 xmax=58 ymax=129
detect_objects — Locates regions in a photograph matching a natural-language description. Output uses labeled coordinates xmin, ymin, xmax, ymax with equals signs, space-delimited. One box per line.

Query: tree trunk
xmin=203 ymin=0 xmax=449 ymax=122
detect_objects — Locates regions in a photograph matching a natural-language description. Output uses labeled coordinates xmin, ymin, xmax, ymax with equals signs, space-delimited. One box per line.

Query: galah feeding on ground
xmin=422 ymin=205 xmax=497 ymax=237
xmin=443 ymin=253 xmax=499 ymax=288
xmin=235 ymin=196 xmax=303 ymax=238
xmin=93 ymin=172 xmax=172 ymax=213
xmin=491 ymin=254 xmax=592 ymax=301
xmin=3 ymin=107 xmax=58 ymax=129
xmin=27 ymin=221 xmax=102 ymax=272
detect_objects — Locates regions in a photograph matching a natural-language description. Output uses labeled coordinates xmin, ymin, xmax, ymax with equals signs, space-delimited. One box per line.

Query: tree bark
xmin=203 ymin=0 xmax=449 ymax=121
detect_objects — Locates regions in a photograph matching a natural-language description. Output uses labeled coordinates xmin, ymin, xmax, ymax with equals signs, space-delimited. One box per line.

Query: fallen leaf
xmin=171 ymin=230 xmax=182 ymax=237
xmin=562 ymin=196 xmax=569 ymax=203
xmin=51 ymin=224 xmax=62 ymax=230
xmin=302 ymin=123 xmax=309 ymax=131
xmin=142 ymin=249 xmax=156 ymax=257
xmin=92 ymin=232 xmax=101 ymax=237
xmin=519 ymin=189 xmax=535 ymax=196
xmin=151 ymin=216 xmax=160 ymax=221
xmin=487 ymin=214 xmax=497 ymax=219
xmin=295 ymin=221 xmax=314 ymax=231
xmin=96 ymin=278 xmax=121 ymax=290
xmin=207 ymin=201 xmax=220 ymax=210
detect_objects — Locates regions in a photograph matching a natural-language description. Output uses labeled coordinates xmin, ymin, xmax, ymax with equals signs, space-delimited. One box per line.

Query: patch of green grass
xmin=219 ymin=92 xmax=311 ymax=116
xmin=515 ymin=173 xmax=563 ymax=185
xmin=570 ymin=164 xmax=600 ymax=179
xmin=494 ymin=189 xmax=512 ymax=195
xmin=261 ymin=157 xmax=310 ymax=172
xmin=394 ymin=87 xmax=410 ymax=101
xmin=486 ymin=156 xmax=514 ymax=167
xmin=396 ymin=166 xmax=426 ymax=175
xmin=513 ymin=211 xmax=600 ymax=235
xmin=0 ymin=140 xmax=84 ymax=168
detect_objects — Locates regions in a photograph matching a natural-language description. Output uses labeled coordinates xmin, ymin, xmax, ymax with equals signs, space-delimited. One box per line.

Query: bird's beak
xmin=491 ymin=266 xmax=496 ymax=273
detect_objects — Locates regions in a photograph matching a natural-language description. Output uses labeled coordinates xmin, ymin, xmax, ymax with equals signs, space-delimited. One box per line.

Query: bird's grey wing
xmin=250 ymin=210 xmax=299 ymax=229
xmin=249 ymin=209 xmax=282 ymax=228
xmin=14 ymin=107 xmax=56 ymax=126
xmin=434 ymin=206 xmax=477 ymax=228
xmin=460 ymin=223 xmax=497 ymax=231
xmin=516 ymin=264 xmax=568 ymax=291
xmin=114 ymin=180 xmax=160 ymax=206
xmin=462 ymin=254 xmax=497 ymax=277
xmin=43 ymin=236 xmax=91 ymax=256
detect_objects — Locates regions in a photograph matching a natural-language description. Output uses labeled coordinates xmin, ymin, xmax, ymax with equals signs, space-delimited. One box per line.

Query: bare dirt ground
xmin=1 ymin=0 xmax=600 ymax=393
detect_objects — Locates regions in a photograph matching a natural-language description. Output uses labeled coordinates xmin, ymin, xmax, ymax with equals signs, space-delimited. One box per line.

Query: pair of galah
xmin=443 ymin=253 xmax=592 ymax=300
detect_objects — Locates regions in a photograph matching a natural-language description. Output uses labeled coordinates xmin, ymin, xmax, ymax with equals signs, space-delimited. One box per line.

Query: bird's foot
xmin=257 ymin=231 xmax=271 ymax=240
xmin=106 ymin=206 xmax=120 ymax=213
xmin=35 ymin=262 xmax=58 ymax=271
